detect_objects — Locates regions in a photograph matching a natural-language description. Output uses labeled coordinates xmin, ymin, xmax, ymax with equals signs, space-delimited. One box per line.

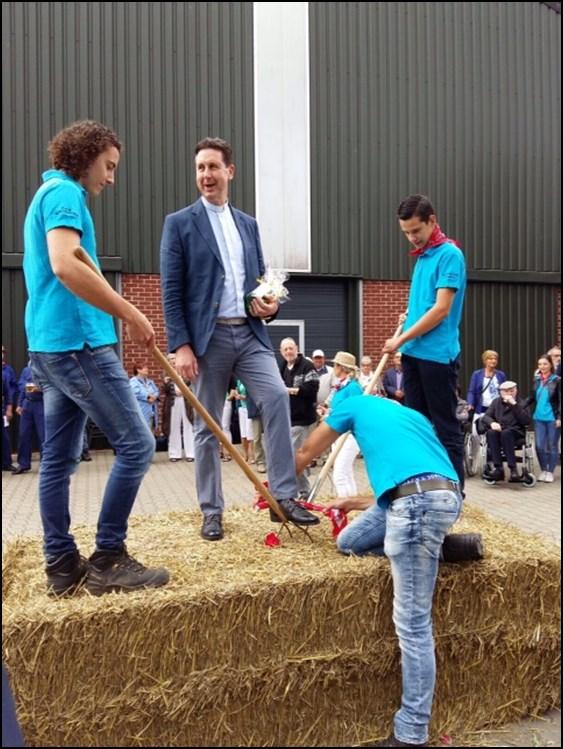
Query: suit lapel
xmin=230 ymin=207 xmax=255 ymax=290
xmin=192 ymin=199 xmax=223 ymax=265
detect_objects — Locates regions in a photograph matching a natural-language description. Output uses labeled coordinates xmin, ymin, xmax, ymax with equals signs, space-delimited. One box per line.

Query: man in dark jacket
xmin=480 ymin=380 xmax=531 ymax=482
xmin=279 ymin=338 xmax=319 ymax=497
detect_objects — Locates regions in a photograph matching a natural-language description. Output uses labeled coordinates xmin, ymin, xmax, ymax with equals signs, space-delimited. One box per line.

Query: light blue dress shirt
xmin=201 ymin=197 xmax=247 ymax=318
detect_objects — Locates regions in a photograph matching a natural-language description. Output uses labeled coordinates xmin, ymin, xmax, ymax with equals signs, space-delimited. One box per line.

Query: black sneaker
xmin=483 ymin=465 xmax=504 ymax=481
xmin=368 ymin=736 xmax=428 ymax=747
xmin=442 ymin=533 xmax=484 ymax=562
xmin=85 ymin=547 xmax=170 ymax=596
xmin=269 ymin=498 xmax=320 ymax=526
xmin=45 ymin=550 xmax=88 ymax=597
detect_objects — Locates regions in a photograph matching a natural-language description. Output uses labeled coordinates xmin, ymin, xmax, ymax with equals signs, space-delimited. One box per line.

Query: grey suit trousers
xmin=193 ymin=323 xmax=298 ymax=515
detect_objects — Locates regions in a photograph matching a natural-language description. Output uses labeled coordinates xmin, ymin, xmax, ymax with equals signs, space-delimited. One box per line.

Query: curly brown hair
xmin=48 ymin=120 xmax=122 ymax=180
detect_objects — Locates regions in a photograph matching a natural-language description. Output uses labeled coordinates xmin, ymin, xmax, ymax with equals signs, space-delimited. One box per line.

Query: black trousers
xmin=486 ymin=428 xmax=523 ymax=468
xmin=401 ymin=353 xmax=464 ymax=487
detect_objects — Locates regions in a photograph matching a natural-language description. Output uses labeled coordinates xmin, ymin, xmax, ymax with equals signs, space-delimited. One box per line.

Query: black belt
xmin=216 ymin=317 xmax=248 ymax=326
xmin=389 ymin=477 xmax=459 ymax=501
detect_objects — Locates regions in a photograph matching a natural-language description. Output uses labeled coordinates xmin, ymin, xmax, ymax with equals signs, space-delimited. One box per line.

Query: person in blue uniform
xmin=13 ymin=360 xmax=45 ymax=474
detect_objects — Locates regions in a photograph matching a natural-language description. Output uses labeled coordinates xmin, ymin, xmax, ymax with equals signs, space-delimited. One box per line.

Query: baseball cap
xmin=312 ymin=349 xmax=325 ymax=358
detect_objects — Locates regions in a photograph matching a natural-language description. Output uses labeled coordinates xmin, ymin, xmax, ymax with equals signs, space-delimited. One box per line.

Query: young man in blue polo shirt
xmin=295 ymin=395 xmax=465 ymax=748
xmin=23 ymin=120 xmax=169 ymax=596
xmin=383 ymin=194 xmax=466 ymax=486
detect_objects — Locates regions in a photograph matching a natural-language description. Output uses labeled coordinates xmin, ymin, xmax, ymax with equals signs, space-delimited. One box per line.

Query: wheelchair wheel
xmin=522 ymin=473 xmax=537 ymax=488
xmin=463 ymin=432 xmax=481 ymax=477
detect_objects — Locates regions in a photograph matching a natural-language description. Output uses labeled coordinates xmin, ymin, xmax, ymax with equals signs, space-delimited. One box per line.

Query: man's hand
xmin=491 ymin=422 xmax=502 ymax=431
xmin=16 ymin=406 xmax=23 ymax=416
xmin=175 ymin=344 xmax=199 ymax=381
xmin=249 ymin=296 xmax=279 ymax=319
xmin=124 ymin=308 xmax=155 ymax=350
xmin=324 ymin=495 xmax=374 ymax=513
xmin=395 ymin=389 xmax=404 ymax=399
xmin=287 ymin=387 xmax=299 ymax=396
xmin=382 ymin=336 xmax=403 ymax=354
xmin=5 ymin=405 xmax=13 ymax=422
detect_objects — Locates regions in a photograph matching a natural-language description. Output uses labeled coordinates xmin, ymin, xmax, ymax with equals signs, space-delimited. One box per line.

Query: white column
xmin=254 ymin=2 xmax=311 ymax=272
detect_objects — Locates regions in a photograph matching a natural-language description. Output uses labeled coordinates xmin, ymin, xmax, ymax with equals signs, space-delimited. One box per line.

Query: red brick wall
xmin=121 ymin=274 xmax=167 ymax=382
xmin=362 ymin=280 xmax=410 ymax=360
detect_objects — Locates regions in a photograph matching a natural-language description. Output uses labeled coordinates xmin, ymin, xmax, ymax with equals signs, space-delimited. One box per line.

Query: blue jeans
xmin=30 ymin=346 xmax=155 ymax=560
xmin=337 ymin=490 xmax=462 ymax=745
xmin=534 ymin=419 xmax=560 ymax=472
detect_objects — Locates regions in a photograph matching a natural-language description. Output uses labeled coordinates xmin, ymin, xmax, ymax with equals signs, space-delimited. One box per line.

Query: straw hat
xmin=330 ymin=352 xmax=358 ymax=370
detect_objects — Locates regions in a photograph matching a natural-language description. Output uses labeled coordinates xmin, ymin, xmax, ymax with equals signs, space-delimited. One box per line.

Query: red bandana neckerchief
xmin=409 ymin=224 xmax=460 ymax=257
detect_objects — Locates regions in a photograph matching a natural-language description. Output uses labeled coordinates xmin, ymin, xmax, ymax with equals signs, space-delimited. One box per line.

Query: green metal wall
xmin=309 ymin=2 xmax=561 ymax=282
xmin=460 ymin=281 xmax=558 ymax=392
xmin=2 ymin=269 xmax=120 ymax=378
xmin=2 ymin=1 xmax=255 ymax=275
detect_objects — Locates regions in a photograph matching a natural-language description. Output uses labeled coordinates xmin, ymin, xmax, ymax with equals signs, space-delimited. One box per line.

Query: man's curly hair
xmin=48 ymin=120 xmax=122 ymax=180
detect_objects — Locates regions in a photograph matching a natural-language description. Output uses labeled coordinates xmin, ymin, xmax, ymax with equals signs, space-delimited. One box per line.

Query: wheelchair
xmin=463 ymin=420 xmax=481 ymax=477
xmin=479 ymin=425 xmax=537 ymax=487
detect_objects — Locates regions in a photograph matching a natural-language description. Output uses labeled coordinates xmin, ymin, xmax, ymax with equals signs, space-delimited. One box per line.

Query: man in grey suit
xmin=160 ymin=137 xmax=318 ymax=540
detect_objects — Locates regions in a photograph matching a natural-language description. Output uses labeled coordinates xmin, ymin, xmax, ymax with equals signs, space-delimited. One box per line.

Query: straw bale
xmin=3 ymin=505 xmax=560 ymax=747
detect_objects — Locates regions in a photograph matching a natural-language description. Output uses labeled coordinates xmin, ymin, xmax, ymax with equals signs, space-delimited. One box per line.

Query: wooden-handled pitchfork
xmin=73 ymin=246 xmax=295 ymax=529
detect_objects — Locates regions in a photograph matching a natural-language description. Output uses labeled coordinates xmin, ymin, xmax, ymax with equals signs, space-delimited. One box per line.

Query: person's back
xmin=326 ymin=395 xmax=458 ymax=504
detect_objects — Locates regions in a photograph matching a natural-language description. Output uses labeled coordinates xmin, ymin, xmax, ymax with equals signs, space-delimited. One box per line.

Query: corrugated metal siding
xmin=1 ymin=269 xmax=120 ymax=376
xmin=2 ymin=1 xmax=254 ymax=273
xmin=310 ymin=2 xmax=561 ymax=279
xmin=460 ymin=281 xmax=558 ymax=392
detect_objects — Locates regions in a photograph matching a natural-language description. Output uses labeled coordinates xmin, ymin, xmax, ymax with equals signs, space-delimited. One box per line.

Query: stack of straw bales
xmin=2 ymin=505 xmax=560 ymax=747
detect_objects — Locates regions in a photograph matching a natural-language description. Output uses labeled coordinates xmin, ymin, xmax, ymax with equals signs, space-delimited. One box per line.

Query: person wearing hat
xmin=323 ymin=352 xmax=364 ymax=497
xmin=480 ymin=380 xmax=531 ymax=482
xmin=311 ymin=349 xmax=334 ymax=407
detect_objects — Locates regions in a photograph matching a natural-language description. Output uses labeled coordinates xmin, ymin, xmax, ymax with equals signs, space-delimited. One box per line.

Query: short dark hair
xmin=194 ymin=137 xmax=233 ymax=166
xmin=48 ymin=120 xmax=122 ymax=180
xmin=397 ymin=194 xmax=435 ymax=223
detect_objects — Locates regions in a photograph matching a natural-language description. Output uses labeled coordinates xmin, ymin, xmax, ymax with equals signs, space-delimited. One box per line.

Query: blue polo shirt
xmin=330 ymin=379 xmax=363 ymax=410
xmin=401 ymin=242 xmax=466 ymax=364
xmin=325 ymin=395 xmax=458 ymax=507
xmin=23 ymin=170 xmax=117 ymax=352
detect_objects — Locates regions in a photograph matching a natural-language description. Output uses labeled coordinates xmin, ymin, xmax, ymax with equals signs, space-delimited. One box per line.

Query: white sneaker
xmin=543 ymin=472 xmax=554 ymax=483
xmin=538 ymin=471 xmax=547 ymax=481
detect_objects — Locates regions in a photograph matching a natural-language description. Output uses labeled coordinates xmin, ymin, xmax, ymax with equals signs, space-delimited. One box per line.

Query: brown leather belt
xmin=389 ymin=478 xmax=459 ymax=501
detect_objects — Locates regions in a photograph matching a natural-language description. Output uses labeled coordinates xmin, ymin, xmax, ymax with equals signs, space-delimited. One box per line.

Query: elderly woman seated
xmin=479 ymin=380 xmax=531 ymax=482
